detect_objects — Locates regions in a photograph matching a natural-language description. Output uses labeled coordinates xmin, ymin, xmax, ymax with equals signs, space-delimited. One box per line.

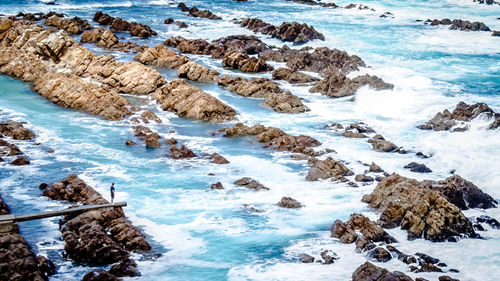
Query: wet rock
xmin=44 ymin=15 xmax=92 ymax=35
xmin=81 ymin=28 xmax=140 ymax=51
xmin=259 ymin=45 xmax=366 ymax=75
xmin=211 ymin=35 xmax=271 ymax=58
xmin=109 ymin=258 xmax=138 ymax=277
xmin=210 ymin=182 xmax=224 ymax=190
xmin=320 ymin=250 xmax=338 ymax=264
xmin=218 ymin=75 xmax=308 ymax=113
xmin=418 ymin=102 xmax=499 ymax=131
xmin=94 ymin=11 xmax=114 ymax=25
xmin=272 ymin=67 xmax=319 ymax=84
xmin=11 ymin=156 xmax=30 ymax=165
xmin=241 ymin=18 xmax=325 ymax=44
xmin=278 ymin=196 xmax=302 ymax=208
xmin=170 ymin=144 xmax=196 ymax=159
xmin=177 ymin=61 xmax=220 ymax=82
xmin=83 ymin=270 xmax=119 ymax=281
xmin=209 ymin=153 xmax=230 ymax=164
xmin=125 ymin=140 xmax=136 ymax=146
xmin=426 ymin=18 xmax=491 ymax=31
xmin=0 ymin=120 xmax=35 ymax=140
xmin=404 ymin=162 xmax=432 ymax=173
xmin=355 ymin=174 xmax=374 ymax=182
xmin=310 ymin=68 xmax=393 ymax=98
xmin=438 ymin=276 xmax=459 ymax=281
xmin=341 ymin=131 xmax=367 ymax=138
xmin=93 ymin=12 xmax=157 ymax=38
xmin=367 ymin=247 xmax=392 ymax=262
xmin=368 ymin=138 xmax=398 ymax=152
xmin=164 ymin=138 xmax=178 ymax=145
xmin=473 ymin=215 xmax=500 ymax=229
xmin=424 ymin=175 xmax=497 ymax=209
xmin=222 ymin=52 xmax=273 ymax=73
xmin=415 ymin=252 xmax=440 ymax=264
xmin=151 ymin=79 xmax=237 ymax=122
xmin=352 ymin=262 xmax=413 ymax=281
xmin=134 ymin=45 xmax=190 ymax=69
xmin=144 ymin=133 xmax=161 ymax=148
xmin=36 ymin=255 xmax=56 ymax=277
xmin=300 ymin=253 xmax=315 ymax=263
xmin=177 ymin=3 xmax=222 ymax=20
xmin=234 ymin=177 xmax=269 ymax=190
xmin=369 ymin=162 xmax=385 ymax=173
xmin=331 ymin=213 xmax=397 ymax=250
xmin=306 ymin=157 xmax=353 ymax=181
xmin=164 ymin=18 xmax=174 ymax=24
xmin=164 ymin=36 xmax=215 ymax=55
xmin=141 ymin=110 xmax=162 ymax=123
xmin=175 ymin=21 xmax=188 ymax=28
xmin=361 ymin=174 xmax=477 ymax=241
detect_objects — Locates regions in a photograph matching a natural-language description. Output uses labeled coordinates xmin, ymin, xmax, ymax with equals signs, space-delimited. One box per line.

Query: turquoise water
xmin=0 ymin=0 xmax=499 ymax=280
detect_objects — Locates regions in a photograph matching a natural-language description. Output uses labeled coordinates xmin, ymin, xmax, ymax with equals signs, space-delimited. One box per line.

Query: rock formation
xmin=177 ymin=3 xmax=222 ymax=20
xmin=272 ymin=67 xmax=319 ymax=84
xmin=426 ymin=19 xmax=491 ymax=31
xmin=93 ymin=11 xmax=157 ymax=38
xmin=240 ymin=18 xmax=325 ymax=44
xmin=80 ymin=28 xmax=141 ymax=51
xmin=352 ymin=262 xmax=413 ymax=281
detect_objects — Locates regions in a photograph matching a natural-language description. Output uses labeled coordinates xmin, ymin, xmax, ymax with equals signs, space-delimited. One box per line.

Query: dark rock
xmin=164 ymin=18 xmax=174 ymax=24
xmin=83 ymin=270 xmax=118 ymax=281
xmin=367 ymin=247 xmax=392 ymax=262
xmin=234 ymin=177 xmax=269 ymax=190
xmin=210 ymin=182 xmax=224 ymax=190
xmin=39 ymin=183 xmax=49 ymax=189
xmin=278 ymin=197 xmax=302 ymax=208
xmin=404 ymin=162 xmax=432 ymax=173
xmin=209 ymin=153 xmax=230 ymax=164
xmin=109 ymin=258 xmax=138 ymax=277
xmin=272 ymin=67 xmax=319 ymax=84
xmin=170 ymin=144 xmax=196 ymax=159
xmin=369 ymin=162 xmax=384 ymax=173
xmin=355 ymin=174 xmax=374 ymax=182
xmin=125 ymin=140 xmax=136 ymax=146
xmin=352 ymin=262 xmax=414 ymax=281
xmin=11 ymin=156 xmax=30 ymax=165
xmin=36 ymin=255 xmax=56 ymax=276
xmin=300 ymin=253 xmax=315 ymax=263
xmin=320 ymin=250 xmax=338 ymax=264
xmin=474 ymin=215 xmax=500 ymax=229
xmin=415 ymin=252 xmax=440 ymax=264
xmin=439 ymin=276 xmax=459 ymax=281
xmin=0 ymin=120 xmax=35 ymax=140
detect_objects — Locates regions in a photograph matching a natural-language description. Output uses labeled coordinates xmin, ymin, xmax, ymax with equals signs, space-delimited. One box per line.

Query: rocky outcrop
xmin=93 ymin=11 xmax=157 ymax=38
xmin=425 ymin=19 xmax=491 ymax=31
xmin=352 ymin=262 xmax=413 ymax=281
xmin=164 ymin=36 xmax=215 ymax=55
xmin=133 ymin=125 xmax=161 ymax=148
xmin=218 ymin=75 xmax=309 ymax=113
xmin=272 ymin=67 xmax=319 ymax=84
xmin=285 ymin=0 xmax=338 ymax=7
xmin=418 ymin=102 xmax=500 ymax=131
xmin=211 ymin=35 xmax=271 ymax=59
xmin=0 ymin=120 xmax=35 ymax=140
xmin=209 ymin=153 xmax=229 ymax=164
xmin=152 ymin=79 xmax=237 ymax=122
xmin=43 ymin=175 xmax=150 ymax=277
xmin=221 ymin=123 xmax=321 ymax=154
xmin=240 ymin=18 xmax=325 ymax=44
xmin=178 ymin=61 xmax=219 ymax=82
xmin=259 ymin=45 xmax=366 ymax=75
xmin=310 ymin=69 xmax=393 ymax=98
xmin=44 ymin=15 xmax=92 ymax=35
xmin=134 ymin=44 xmax=190 ymax=68
xmin=278 ymin=197 xmax=302 ymax=208
xmin=0 ymin=194 xmax=53 ymax=281
xmin=177 ymin=3 xmax=222 ymax=20
xmin=234 ymin=177 xmax=269 ymax=190
xmin=306 ymin=157 xmax=353 ymax=181
xmin=361 ymin=174 xmax=477 ymax=241
xmin=170 ymin=144 xmax=196 ymax=159
xmin=331 ymin=214 xmax=397 ymax=251
xmin=80 ymin=28 xmax=141 ymax=51
xmin=33 ymin=72 xmax=132 ymax=121
xmin=222 ymin=52 xmax=274 ymax=73
xmin=404 ymin=162 xmax=432 ymax=173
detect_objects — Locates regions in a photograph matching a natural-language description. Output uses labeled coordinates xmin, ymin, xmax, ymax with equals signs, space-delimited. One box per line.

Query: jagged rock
xmin=367 ymin=247 xmax=392 ymax=262
xmin=241 ymin=18 xmax=324 ymax=44
xmin=300 ymin=253 xmax=315 ymax=263
xmin=178 ymin=3 xmax=222 ymax=20
xmin=426 ymin=18 xmax=491 ymax=31
xmin=222 ymin=52 xmax=273 ymax=72
xmin=369 ymin=162 xmax=384 ymax=173
xmin=44 ymin=15 xmax=92 ymax=34
xmin=141 ymin=110 xmax=162 ymax=123
xmin=355 ymin=174 xmax=374 ymax=182
xmin=218 ymin=75 xmax=308 ymax=113
xmin=134 ymin=45 xmax=190 ymax=68
xmin=352 ymin=262 xmax=414 ymax=281
xmin=418 ymin=102 xmax=499 ymax=131
xmin=310 ymin=68 xmax=393 ymax=98
xmin=331 ymin=213 xmax=397 ymax=250
xmin=368 ymin=138 xmax=398 ymax=152
xmin=320 ymin=250 xmax=338 ymax=264
xmin=36 ymin=255 xmax=56 ymax=277
xmin=210 ymin=182 xmax=224 ymax=190
xmin=11 ymin=156 xmax=30 ymax=165
xmin=164 ymin=138 xmax=178 ymax=145
xmin=81 ymin=28 xmax=140 ymax=51
xmin=177 ymin=61 xmax=219 ymax=82
xmin=164 ymin=36 xmax=215 ymax=55
xmin=93 ymin=12 xmax=157 ymax=38
xmin=272 ymin=67 xmax=319 ymax=84
xmin=151 ymin=79 xmax=237 ymax=122
xmin=109 ymin=258 xmax=138 ymax=277
xmin=93 ymin=11 xmax=114 ymax=25
xmin=0 ymin=120 xmax=35 ymax=140
xmin=211 ymin=35 xmax=271 ymax=59
xmin=278 ymin=197 xmax=302 ymax=208
xmin=473 ymin=215 xmax=500 ymax=229
xmin=83 ymin=270 xmax=118 ymax=281
xmin=170 ymin=144 xmax=196 ymax=159
xmin=306 ymin=157 xmax=353 ymax=181
xmin=234 ymin=177 xmax=269 ymax=190
xmin=404 ymin=162 xmax=432 ymax=173
xmin=209 ymin=152 xmax=230 ymax=164
xmin=259 ymin=45 xmax=366 ymax=75
xmin=361 ymin=174 xmax=477 ymax=241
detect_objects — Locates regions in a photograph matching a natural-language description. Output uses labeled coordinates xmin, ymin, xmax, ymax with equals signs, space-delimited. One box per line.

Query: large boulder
xmin=177 ymin=61 xmax=219 ymax=82
xmin=44 ymin=15 xmax=92 ymax=35
xmin=352 ymin=262 xmax=414 ymax=281
xmin=0 ymin=120 xmax=35 ymax=140
xmin=306 ymin=157 xmax=353 ymax=181
xmin=134 ymin=45 xmax=190 ymax=68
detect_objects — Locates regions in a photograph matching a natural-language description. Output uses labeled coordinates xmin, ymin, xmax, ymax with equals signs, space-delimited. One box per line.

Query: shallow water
xmin=0 ymin=0 xmax=499 ymax=280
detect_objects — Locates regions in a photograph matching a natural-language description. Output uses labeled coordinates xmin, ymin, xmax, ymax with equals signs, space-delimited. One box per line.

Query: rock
xmin=272 ymin=67 xmax=319 ymax=84
xmin=306 ymin=157 xmax=353 ymax=181
xmin=278 ymin=197 xmax=302 ymax=208
xmin=152 ymin=79 xmax=237 ymax=122
xmin=426 ymin=18 xmax=491 ymax=31
xmin=39 ymin=183 xmax=49 ymax=189
xmin=320 ymin=250 xmax=338 ymax=264
xmin=109 ymin=258 xmax=138 ymax=277
xmin=361 ymin=174 xmax=477 ymax=241
xmin=44 ymin=15 xmax=92 ymax=35
xmin=83 ymin=270 xmax=119 ymax=281
xmin=418 ymin=102 xmax=499 ymax=131
xmin=355 ymin=174 xmax=374 ymax=182
xmin=177 ymin=61 xmax=220 ymax=82
xmin=331 ymin=213 xmax=397 ymax=250
xmin=11 ymin=156 xmax=30 ymax=165
xmin=369 ymin=162 xmax=384 ymax=173
xmin=134 ymin=45 xmax=190 ymax=68
xmin=234 ymin=177 xmax=269 ymax=190
xmin=164 ymin=138 xmax=178 ymax=145
xmin=178 ymin=3 xmax=222 ymax=20
xmin=474 ymin=215 xmax=500 ymax=229
xmin=141 ymin=110 xmax=162 ymax=123
xmin=92 ymin=12 xmax=157 ymax=38
xmin=145 ymin=133 xmax=161 ymax=148
xmin=259 ymin=45 xmax=366 ymax=75
xmin=404 ymin=162 xmax=432 ymax=173
xmin=164 ymin=36 xmax=215 ymax=55
xmin=164 ymin=18 xmax=174 ymax=24
xmin=43 ymin=175 xmax=151 ymax=265
xmin=94 ymin=11 xmax=114 ymax=25
xmin=341 ymin=131 xmax=367 ymax=138
xmin=352 ymin=262 xmax=414 ymax=281
xmin=218 ymin=75 xmax=308 ymax=113
xmin=425 ymin=175 xmax=497 ymax=209
xmin=81 ymin=28 xmax=140 ymax=51
xmin=492 ymin=30 xmax=500 ymax=37
xmin=222 ymin=52 xmax=273 ymax=73
xmin=300 ymin=253 xmax=315 ymax=263
xmin=170 ymin=144 xmax=196 ymax=159
xmin=310 ymin=68 xmax=393 ymax=98
xmin=175 ymin=21 xmax=188 ymax=28
xmin=241 ymin=18 xmax=324 ymax=44
xmin=367 ymin=247 xmax=392 ymax=262
xmin=368 ymin=138 xmax=398 ymax=152
xmin=211 ymin=35 xmax=271 ymax=58
xmin=36 ymin=255 xmax=56 ymax=277
xmin=0 ymin=120 xmax=35 ymax=140
xmin=209 ymin=153 xmax=230 ymax=164
xmin=210 ymin=182 xmax=224 ymax=190
xmin=439 ymin=276 xmax=459 ymax=281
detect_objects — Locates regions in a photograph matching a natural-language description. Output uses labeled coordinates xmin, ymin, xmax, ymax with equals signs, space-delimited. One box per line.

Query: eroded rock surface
xmin=352 ymin=262 xmax=414 ymax=281
xmin=240 ymin=18 xmax=325 ymax=44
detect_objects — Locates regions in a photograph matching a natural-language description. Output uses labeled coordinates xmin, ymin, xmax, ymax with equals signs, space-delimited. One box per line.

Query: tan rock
xmin=134 ymin=45 xmax=189 ymax=68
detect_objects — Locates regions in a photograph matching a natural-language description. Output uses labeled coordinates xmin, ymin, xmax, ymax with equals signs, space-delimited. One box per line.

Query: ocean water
xmin=0 ymin=0 xmax=499 ymax=280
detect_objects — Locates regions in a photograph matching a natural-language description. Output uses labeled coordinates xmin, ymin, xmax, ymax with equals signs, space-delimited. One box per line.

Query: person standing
xmin=110 ymin=183 xmax=115 ymax=204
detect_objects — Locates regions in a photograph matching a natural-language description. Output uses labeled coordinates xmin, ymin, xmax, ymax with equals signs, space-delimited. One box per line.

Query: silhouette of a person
xmin=110 ymin=183 xmax=115 ymax=204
